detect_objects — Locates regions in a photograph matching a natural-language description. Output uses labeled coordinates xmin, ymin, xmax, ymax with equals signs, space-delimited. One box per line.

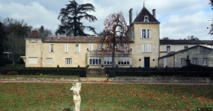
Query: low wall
xmin=109 ymin=77 xmax=213 ymax=83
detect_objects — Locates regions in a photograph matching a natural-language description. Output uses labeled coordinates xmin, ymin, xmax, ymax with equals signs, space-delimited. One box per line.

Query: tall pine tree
xmin=56 ymin=0 xmax=97 ymax=36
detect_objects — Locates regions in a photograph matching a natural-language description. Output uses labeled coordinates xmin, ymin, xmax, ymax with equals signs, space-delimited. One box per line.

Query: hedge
xmin=0 ymin=68 xmax=86 ymax=77
xmin=106 ymin=67 xmax=213 ymax=77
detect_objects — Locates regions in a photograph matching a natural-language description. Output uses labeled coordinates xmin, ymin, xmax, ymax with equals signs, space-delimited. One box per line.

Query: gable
xmin=133 ymin=7 xmax=159 ymax=23
xmin=159 ymin=45 xmax=213 ymax=59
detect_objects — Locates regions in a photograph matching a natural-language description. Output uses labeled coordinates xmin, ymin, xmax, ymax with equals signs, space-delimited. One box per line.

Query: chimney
xmin=129 ymin=8 xmax=133 ymax=25
xmin=152 ymin=9 xmax=156 ymax=18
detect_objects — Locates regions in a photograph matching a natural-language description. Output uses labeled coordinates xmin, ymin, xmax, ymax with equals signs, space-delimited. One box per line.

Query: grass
xmin=0 ymin=83 xmax=212 ymax=111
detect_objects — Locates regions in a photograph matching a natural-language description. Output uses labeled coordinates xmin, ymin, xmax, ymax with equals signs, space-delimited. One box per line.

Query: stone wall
xmin=109 ymin=77 xmax=213 ymax=83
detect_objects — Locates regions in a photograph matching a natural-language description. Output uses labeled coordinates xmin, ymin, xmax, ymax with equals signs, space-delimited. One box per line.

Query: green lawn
xmin=0 ymin=83 xmax=212 ymax=111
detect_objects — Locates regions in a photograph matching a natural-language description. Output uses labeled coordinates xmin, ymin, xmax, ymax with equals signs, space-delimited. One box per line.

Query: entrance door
xmin=144 ymin=57 xmax=150 ymax=68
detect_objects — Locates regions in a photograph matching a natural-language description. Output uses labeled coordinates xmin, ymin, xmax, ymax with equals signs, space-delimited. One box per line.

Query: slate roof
xmin=133 ymin=7 xmax=159 ymax=23
xmin=42 ymin=36 xmax=134 ymax=43
xmin=160 ymin=40 xmax=213 ymax=45
xmin=43 ymin=36 xmax=104 ymax=43
xmin=159 ymin=45 xmax=213 ymax=59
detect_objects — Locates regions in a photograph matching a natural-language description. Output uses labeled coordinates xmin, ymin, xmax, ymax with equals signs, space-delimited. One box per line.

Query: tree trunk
xmin=112 ymin=36 xmax=116 ymax=68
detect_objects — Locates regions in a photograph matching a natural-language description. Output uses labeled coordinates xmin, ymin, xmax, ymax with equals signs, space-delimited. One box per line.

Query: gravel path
xmin=0 ymin=77 xmax=213 ymax=85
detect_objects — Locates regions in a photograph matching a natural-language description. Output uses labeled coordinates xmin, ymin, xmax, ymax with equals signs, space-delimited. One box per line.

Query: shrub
xmin=105 ymin=67 xmax=213 ymax=77
xmin=7 ymin=71 xmax=19 ymax=75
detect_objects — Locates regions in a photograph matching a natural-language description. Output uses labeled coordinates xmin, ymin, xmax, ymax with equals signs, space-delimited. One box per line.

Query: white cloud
xmin=0 ymin=1 xmax=59 ymax=33
xmin=0 ymin=0 xmax=212 ymax=39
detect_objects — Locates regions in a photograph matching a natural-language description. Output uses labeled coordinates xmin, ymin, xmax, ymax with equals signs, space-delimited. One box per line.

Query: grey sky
xmin=0 ymin=0 xmax=212 ymax=40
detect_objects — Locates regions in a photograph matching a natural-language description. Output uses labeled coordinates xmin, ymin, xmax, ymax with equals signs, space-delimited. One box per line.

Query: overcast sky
xmin=0 ymin=0 xmax=212 ymax=40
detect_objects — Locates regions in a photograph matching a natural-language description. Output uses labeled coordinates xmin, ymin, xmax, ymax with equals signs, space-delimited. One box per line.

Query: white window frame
xmin=181 ymin=58 xmax=186 ymax=66
xmin=118 ymin=57 xmax=130 ymax=65
xmin=163 ymin=58 xmax=167 ymax=67
xmin=142 ymin=43 xmax=152 ymax=53
xmin=29 ymin=57 xmax=38 ymax=65
xmin=50 ymin=44 xmax=54 ymax=52
xmin=141 ymin=29 xmax=151 ymax=38
xmin=75 ymin=44 xmax=80 ymax=53
xmin=89 ymin=57 xmax=101 ymax=65
xmin=144 ymin=15 xmax=149 ymax=22
xmin=88 ymin=44 xmax=93 ymax=51
xmin=64 ymin=44 xmax=69 ymax=53
xmin=65 ymin=58 xmax=72 ymax=64
xmin=166 ymin=46 xmax=171 ymax=53
xmin=203 ymin=58 xmax=208 ymax=66
xmin=104 ymin=57 xmax=112 ymax=65
xmin=192 ymin=58 xmax=198 ymax=65
xmin=46 ymin=58 xmax=53 ymax=65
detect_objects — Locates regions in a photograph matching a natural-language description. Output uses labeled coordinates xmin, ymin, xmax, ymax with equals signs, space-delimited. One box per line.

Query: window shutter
xmin=64 ymin=44 xmax=69 ymax=53
xmin=79 ymin=44 xmax=81 ymax=53
xmin=67 ymin=44 xmax=69 ymax=52
xmin=89 ymin=44 xmax=93 ymax=51
xmin=149 ymin=43 xmax=152 ymax=52
xmin=49 ymin=44 xmax=51 ymax=52
xmin=149 ymin=29 xmax=152 ymax=38
xmin=64 ymin=44 xmax=66 ymax=52
xmin=142 ymin=44 xmax=145 ymax=52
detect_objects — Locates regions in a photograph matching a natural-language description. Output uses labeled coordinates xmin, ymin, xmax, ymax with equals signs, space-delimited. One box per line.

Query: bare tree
xmin=209 ymin=0 xmax=213 ymax=35
xmin=2 ymin=18 xmax=32 ymax=65
xmin=101 ymin=12 xmax=131 ymax=68
xmin=186 ymin=35 xmax=199 ymax=40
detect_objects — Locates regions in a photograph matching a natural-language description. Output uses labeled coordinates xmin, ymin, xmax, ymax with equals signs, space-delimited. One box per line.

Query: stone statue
xmin=70 ymin=83 xmax=82 ymax=111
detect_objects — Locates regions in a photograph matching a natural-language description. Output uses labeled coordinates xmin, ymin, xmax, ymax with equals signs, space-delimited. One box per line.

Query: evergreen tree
xmin=56 ymin=0 xmax=97 ymax=36
xmin=39 ymin=25 xmax=52 ymax=37
xmin=0 ymin=22 xmax=6 ymax=66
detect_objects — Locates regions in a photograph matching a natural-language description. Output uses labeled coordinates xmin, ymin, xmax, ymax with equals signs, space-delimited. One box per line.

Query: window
xmin=64 ymin=44 xmax=68 ymax=53
xmin=142 ymin=43 xmax=152 ymax=52
xmin=65 ymin=58 xmax=72 ymax=64
xmin=184 ymin=45 xmax=188 ymax=49
xmin=46 ymin=58 xmax=53 ymax=65
xmin=141 ymin=29 xmax=151 ymax=38
xmin=166 ymin=46 xmax=171 ymax=53
xmin=89 ymin=57 xmax=101 ymax=65
xmin=29 ymin=57 xmax=38 ymax=64
xmin=88 ymin=44 xmax=93 ymax=51
xmin=75 ymin=44 xmax=80 ymax=53
xmin=181 ymin=58 xmax=186 ymax=66
xmin=203 ymin=58 xmax=208 ymax=66
xmin=104 ymin=57 xmax=112 ymax=65
xmin=192 ymin=58 xmax=198 ymax=65
xmin=144 ymin=15 xmax=149 ymax=22
xmin=50 ymin=44 xmax=54 ymax=52
xmin=163 ymin=58 xmax=167 ymax=67
xmin=118 ymin=57 xmax=130 ymax=65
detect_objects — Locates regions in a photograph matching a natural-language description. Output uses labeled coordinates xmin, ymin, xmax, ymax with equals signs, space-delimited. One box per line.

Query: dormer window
xmin=144 ymin=15 xmax=149 ymax=22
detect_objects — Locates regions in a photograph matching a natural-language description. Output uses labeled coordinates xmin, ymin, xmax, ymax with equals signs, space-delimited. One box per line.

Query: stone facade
xmin=159 ymin=45 xmax=213 ymax=67
xmin=25 ymin=6 xmax=160 ymax=68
